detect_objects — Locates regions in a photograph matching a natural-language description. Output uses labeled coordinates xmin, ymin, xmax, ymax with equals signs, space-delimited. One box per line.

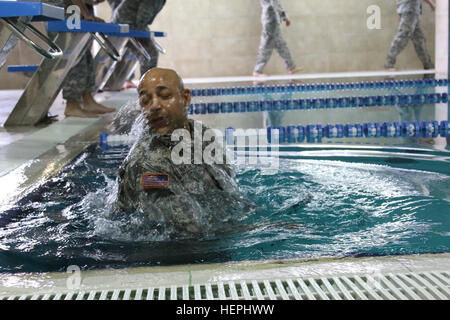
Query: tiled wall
xmin=133 ymin=0 xmax=436 ymax=77
xmin=0 ymin=0 xmax=436 ymax=88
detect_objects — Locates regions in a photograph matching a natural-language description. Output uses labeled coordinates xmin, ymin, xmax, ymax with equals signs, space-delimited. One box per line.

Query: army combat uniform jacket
xmin=114 ymin=120 xmax=251 ymax=238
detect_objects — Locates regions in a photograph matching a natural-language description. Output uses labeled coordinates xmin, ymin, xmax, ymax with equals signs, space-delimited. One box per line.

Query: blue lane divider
xmin=261 ymin=120 xmax=449 ymax=143
xmin=220 ymin=121 xmax=448 ymax=144
xmin=99 ymin=120 xmax=450 ymax=149
xmin=188 ymin=93 xmax=449 ymax=115
xmin=190 ymin=78 xmax=450 ymax=97
xmin=7 ymin=65 xmax=39 ymax=73
xmin=0 ymin=1 xmax=64 ymax=21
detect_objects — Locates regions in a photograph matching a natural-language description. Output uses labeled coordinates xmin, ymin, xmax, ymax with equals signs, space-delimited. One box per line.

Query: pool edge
xmin=0 ymin=253 xmax=449 ymax=298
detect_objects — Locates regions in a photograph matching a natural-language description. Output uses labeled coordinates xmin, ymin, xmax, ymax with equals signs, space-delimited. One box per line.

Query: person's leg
xmin=111 ymin=0 xmax=139 ymax=81
xmin=272 ymin=24 xmax=298 ymax=73
xmin=62 ymin=51 xmax=99 ymax=118
xmin=385 ymin=12 xmax=418 ymax=69
xmin=46 ymin=30 xmax=93 ymax=118
xmin=253 ymin=20 xmax=277 ymax=75
xmin=411 ymin=18 xmax=434 ymax=69
xmin=81 ymin=51 xmax=115 ymax=113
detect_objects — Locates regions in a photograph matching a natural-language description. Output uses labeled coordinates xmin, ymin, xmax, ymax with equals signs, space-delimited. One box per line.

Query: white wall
xmin=0 ymin=0 xmax=437 ymax=88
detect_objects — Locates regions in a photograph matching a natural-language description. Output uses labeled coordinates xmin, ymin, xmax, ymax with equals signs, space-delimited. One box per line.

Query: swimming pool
xmin=0 ymin=76 xmax=449 ymax=301
xmin=0 ymin=139 xmax=448 ymax=273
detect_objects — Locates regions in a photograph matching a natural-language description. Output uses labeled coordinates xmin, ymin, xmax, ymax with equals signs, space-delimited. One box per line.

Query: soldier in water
xmin=113 ymin=68 xmax=251 ymax=239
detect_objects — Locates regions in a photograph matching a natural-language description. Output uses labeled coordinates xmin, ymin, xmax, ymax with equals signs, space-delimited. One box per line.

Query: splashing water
xmin=0 ymin=142 xmax=448 ymax=273
xmin=107 ymin=99 xmax=141 ymax=136
xmin=105 ymin=101 xmax=254 ymax=240
xmin=0 ymin=104 xmax=449 ymax=272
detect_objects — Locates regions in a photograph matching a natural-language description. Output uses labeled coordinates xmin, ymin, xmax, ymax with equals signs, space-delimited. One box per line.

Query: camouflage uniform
xmin=254 ymin=0 xmax=296 ymax=74
xmin=385 ymin=0 xmax=434 ymax=69
xmin=45 ymin=0 xmax=96 ymax=101
xmin=112 ymin=0 xmax=166 ymax=75
xmin=113 ymin=119 xmax=252 ymax=238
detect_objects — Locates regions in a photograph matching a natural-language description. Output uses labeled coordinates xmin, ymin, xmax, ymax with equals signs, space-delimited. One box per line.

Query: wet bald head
xmin=137 ymin=68 xmax=191 ymax=134
xmin=138 ymin=67 xmax=185 ymax=94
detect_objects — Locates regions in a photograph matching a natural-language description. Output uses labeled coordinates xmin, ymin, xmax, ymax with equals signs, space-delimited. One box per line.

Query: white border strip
xmin=435 ymin=0 xmax=449 ymax=147
xmin=184 ymin=69 xmax=436 ymax=85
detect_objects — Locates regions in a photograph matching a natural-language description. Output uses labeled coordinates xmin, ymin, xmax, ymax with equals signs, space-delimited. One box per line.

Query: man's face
xmin=137 ymin=69 xmax=191 ymax=135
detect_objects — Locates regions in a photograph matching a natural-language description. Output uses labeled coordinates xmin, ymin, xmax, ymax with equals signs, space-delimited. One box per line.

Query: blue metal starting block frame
xmin=4 ymin=19 xmax=127 ymax=126
xmin=0 ymin=1 xmax=63 ymax=21
xmin=93 ymin=29 xmax=153 ymax=93
xmin=45 ymin=19 xmax=166 ymax=92
xmin=0 ymin=1 xmax=64 ymax=70
xmin=100 ymin=29 xmax=167 ymax=92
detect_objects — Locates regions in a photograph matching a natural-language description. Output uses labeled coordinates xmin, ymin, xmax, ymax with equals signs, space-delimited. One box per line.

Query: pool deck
xmin=0 ymin=253 xmax=449 ymax=298
xmin=0 ymin=88 xmax=449 ymax=300
xmin=0 ymin=89 xmax=136 ymax=177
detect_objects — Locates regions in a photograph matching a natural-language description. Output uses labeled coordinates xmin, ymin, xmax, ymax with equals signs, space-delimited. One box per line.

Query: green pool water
xmin=0 ymin=143 xmax=449 ymax=273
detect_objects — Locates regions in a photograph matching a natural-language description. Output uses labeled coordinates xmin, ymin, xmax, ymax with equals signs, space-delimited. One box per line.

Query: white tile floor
xmin=0 ymin=89 xmax=137 ymax=176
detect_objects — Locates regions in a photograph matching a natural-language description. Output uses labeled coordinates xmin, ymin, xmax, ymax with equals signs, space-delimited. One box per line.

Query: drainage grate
xmin=2 ymin=271 xmax=449 ymax=300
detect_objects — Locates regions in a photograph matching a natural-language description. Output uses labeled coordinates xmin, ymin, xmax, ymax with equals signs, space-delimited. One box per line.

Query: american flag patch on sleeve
xmin=142 ymin=173 xmax=170 ymax=189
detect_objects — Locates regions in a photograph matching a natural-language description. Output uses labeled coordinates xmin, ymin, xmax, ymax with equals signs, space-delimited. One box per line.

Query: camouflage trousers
xmin=112 ymin=0 xmax=161 ymax=76
xmin=254 ymin=18 xmax=295 ymax=74
xmin=48 ymin=31 xmax=96 ymax=101
xmin=62 ymin=49 xmax=96 ymax=101
xmin=385 ymin=11 xmax=434 ymax=69
xmin=46 ymin=0 xmax=96 ymax=101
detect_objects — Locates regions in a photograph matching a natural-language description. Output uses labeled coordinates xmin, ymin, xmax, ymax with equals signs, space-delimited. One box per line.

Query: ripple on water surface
xmin=0 ymin=144 xmax=449 ymax=273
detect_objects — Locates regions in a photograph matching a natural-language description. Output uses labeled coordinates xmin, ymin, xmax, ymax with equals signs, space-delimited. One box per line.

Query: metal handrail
xmin=92 ymin=32 xmax=121 ymax=61
xmin=0 ymin=17 xmax=62 ymax=59
xmin=129 ymin=37 xmax=151 ymax=61
xmin=151 ymin=34 xmax=166 ymax=54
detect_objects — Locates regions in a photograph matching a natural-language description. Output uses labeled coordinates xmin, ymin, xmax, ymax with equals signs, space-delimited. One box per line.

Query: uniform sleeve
xmin=115 ymin=158 xmax=141 ymax=211
xmin=270 ymin=0 xmax=288 ymax=21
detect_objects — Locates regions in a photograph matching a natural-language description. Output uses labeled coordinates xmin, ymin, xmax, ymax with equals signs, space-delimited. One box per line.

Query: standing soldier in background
xmin=385 ymin=0 xmax=435 ymax=71
xmin=386 ymin=0 xmax=436 ymax=146
xmin=253 ymin=0 xmax=301 ymax=77
xmin=45 ymin=0 xmax=115 ymax=117
xmin=111 ymin=0 xmax=166 ymax=80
